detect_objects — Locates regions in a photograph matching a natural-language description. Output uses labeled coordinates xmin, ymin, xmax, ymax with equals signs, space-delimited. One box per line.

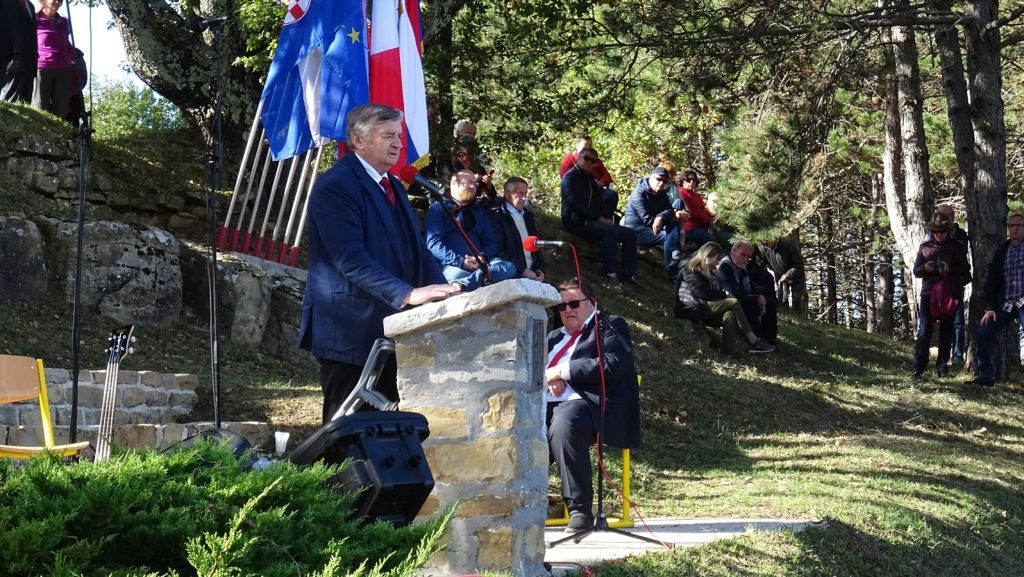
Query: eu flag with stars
xmin=260 ymin=0 xmax=370 ymax=161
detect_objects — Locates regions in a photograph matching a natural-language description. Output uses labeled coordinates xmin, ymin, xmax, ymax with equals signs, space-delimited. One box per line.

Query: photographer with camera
xmin=911 ymin=214 xmax=969 ymax=380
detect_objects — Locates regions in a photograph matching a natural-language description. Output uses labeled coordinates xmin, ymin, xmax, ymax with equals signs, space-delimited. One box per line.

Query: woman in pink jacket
xmin=33 ymin=0 xmax=73 ymax=117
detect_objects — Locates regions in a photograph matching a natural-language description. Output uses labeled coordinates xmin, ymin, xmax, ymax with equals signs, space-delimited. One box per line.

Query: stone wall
xmin=0 ymin=367 xmax=272 ymax=453
xmin=384 ymin=279 xmax=561 ymax=577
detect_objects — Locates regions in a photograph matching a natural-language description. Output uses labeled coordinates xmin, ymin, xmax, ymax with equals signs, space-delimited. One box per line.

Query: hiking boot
xmin=748 ymin=338 xmax=775 ymax=354
xmin=952 ymin=355 xmax=964 ymax=366
xmin=564 ymin=511 xmax=594 ymax=534
xmin=937 ymin=367 xmax=950 ymax=378
xmin=911 ymin=371 xmax=925 ymax=382
xmin=972 ymin=375 xmax=995 ymax=387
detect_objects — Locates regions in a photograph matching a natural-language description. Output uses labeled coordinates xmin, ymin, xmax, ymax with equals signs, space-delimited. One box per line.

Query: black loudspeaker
xmin=288 ymin=411 xmax=434 ymax=526
xmin=165 ymin=427 xmax=254 ymax=462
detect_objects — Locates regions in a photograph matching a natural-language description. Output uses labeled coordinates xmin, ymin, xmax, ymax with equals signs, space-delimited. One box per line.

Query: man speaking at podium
xmin=299 ymin=104 xmax=458 ymax=423
xmin=546 ymin=279 xmax=641 ymax=533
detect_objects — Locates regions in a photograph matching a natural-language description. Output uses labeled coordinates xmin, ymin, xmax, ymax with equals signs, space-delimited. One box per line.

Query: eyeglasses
xmin=736 ymin=252 xmax=753 ymax=259
xmin=580 ymin=156 xmax=598 ymax=163
xmin=1009 ymin=224 xmax=1024 ymax=228
xmin=654 ymin=176 xmax=669 ymax=182
xmin=683 ymin=177 xmax=698 ymax=182
xmin=555 ymin=298 xmax=590 ymax=312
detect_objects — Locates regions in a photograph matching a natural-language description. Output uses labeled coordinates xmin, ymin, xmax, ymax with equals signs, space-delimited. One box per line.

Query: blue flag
xmin=260 ymin=0 xmax=370 ymax=161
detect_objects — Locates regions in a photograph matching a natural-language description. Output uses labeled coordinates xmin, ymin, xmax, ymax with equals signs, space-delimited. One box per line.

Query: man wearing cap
xmin=973 ymin=213 xmax=1024 ymax=386
xmin=912 ymin=214 xmax=970 ymax=379
xmin=622 ymin=166 xmax=685 ymax=269
xmin=561 ymin=147 xmax=639 ymax=287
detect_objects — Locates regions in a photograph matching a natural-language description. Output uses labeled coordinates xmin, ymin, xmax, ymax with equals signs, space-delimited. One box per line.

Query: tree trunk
xmin=963 ymin=0 xmax=1010 ymax=378
xmin=865 ymin=224 xmax=878 ymax=333
xmin=106 ymin=0 xmax=259 ymax=150
xmin=877 ymin=248 xmax=895 ymax=333
xmin=879 ymin=2 xmax=932 ymax=331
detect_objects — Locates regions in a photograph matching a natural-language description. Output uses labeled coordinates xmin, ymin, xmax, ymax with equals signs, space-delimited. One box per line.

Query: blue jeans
xmin=951 ymin=301 xmax=966 ymax=360
xmin=975 ymin=306 xmax=1024 ymax=379
xmin=631 ymin=223 xmax=679 ymax=270
xmin=443 ymin=257 xmax=516 ymax=291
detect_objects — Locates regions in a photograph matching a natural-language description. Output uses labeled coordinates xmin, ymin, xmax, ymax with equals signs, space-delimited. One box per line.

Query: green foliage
xmin=91 ymin=80 xmax=187 ymax=140
xmin=235 ymin=0 xmax=287 ymax=76
xmin=0 ymin=443 xmax=449 ymax=577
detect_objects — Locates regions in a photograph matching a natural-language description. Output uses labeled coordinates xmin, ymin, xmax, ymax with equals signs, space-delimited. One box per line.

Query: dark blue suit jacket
xmin=298 ymin=153 xmax=445 ymax=365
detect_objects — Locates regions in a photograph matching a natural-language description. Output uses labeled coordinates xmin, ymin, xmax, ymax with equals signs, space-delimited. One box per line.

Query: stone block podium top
xmin=384 ymin=278 xmax=562 ymax=337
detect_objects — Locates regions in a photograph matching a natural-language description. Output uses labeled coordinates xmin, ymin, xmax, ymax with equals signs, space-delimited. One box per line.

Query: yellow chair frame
xmin=0 ymin=355 xmax=90 ymax=459
xmin=545 ymin=447 xmax=635 ymax=528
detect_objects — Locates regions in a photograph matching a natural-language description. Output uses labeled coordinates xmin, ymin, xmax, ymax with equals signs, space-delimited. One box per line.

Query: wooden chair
xmin=0 ymin=355 xmax=90 ymax=459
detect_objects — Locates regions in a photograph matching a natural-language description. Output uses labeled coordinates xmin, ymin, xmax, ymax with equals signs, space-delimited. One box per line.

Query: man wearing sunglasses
xmin=546 ymin=279 xmax=640 ymax=533
xmin=673 ymin=169 xmax=715 ymax=248
xmin=560 ymin=147 xmax=640 ymax=286
xmin=623 ymin=166 xmax=685 ymax=269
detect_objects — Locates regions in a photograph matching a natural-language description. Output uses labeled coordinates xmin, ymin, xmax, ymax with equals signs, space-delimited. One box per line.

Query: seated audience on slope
xmin=425 ymin=169 xmax=516 ymax=291
xmin=559 ymin=132 xmax=618 ymax=216
xmin=673 ymin=169 xmax=715 ymax=248
xmin=719 ymin=240 xmax=779 ymax=346
xmin=675 ymin=242 xmax=775 ymax=355
xmin=622 ymin=166 xmax=684 ymax=269
xmin=488 ymin=176 xmax=546 ymax=282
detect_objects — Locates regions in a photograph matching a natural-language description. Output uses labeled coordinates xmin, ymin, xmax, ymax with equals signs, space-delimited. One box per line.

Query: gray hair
xmin=454 ymin=118 xmax=476 ymax=136
xmin=346 ymin=104 xmax=403 ymax=142
xmin=503 ymin=176 xmax=528 ymax=195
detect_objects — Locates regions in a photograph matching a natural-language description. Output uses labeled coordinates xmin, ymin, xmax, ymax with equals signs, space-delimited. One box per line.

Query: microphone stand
xmin=65 ymin=2 xmax=89 ymax=445
xmin=429 ymin=192 xmax=492 ymax=286
xmin=200 ymin=17 xmax=227 ymax=428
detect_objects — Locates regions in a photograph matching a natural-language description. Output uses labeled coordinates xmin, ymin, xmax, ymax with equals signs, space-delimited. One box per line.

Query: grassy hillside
xmin=2 ymin=114 xmax=1022 ymax=574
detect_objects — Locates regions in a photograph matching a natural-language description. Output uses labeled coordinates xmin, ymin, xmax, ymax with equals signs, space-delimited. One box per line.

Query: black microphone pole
xmin=201 ymin=16 xmax=227 ymax=428
xmin=66 ymin=1 xmax=91 ymax=445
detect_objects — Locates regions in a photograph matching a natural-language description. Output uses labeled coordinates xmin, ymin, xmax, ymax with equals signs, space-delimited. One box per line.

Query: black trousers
xmin=547 ymin=399 xmax=598 ymax=515
xmin=318 ymin=356 xmax=397 ymax=424
xmin=566 ymin=221 xmax=638 ymax=278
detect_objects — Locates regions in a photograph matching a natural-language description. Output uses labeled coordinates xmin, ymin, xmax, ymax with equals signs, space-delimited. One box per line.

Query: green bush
xmin=0 ymin=443 xmax=449 ymax=577
xmin=90 ymin=79 xmax=187 ymax=141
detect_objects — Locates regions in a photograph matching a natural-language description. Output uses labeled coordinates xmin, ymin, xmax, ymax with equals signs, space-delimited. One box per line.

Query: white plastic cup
xmin=274 ymin=431 xmax=290 ymax=455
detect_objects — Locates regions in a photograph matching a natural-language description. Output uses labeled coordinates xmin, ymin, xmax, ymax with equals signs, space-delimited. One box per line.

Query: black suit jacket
xmin=548 ymin=313 xmax=641 ymax=449
xmin=488 ymin=202 xmax=544 ymax=277
xmin=1 ymin=0 xmax=36 ymax=69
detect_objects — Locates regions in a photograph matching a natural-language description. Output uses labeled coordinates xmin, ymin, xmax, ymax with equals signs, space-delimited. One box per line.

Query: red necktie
xmin=379 ymin=176 xmax=396 ymax=208
xmin=548 ymin=328 xmax=583 ymax=369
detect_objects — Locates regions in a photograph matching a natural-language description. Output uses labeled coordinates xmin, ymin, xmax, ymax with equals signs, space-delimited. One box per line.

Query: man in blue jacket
xmin=622 ymin=166 xmax=683 ymax=269
xmin=425 ymin=169 xmax=516 ymax=290
xmin=299 ymin=104 xmax=458 ymax=423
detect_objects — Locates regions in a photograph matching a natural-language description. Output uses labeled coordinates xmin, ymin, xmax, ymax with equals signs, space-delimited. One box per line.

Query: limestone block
xmin=0 ymin=217 xmax=47 ymax=300
xmin=138 ymin=370 xmax=163 ymax=387
xmin=221 ymin=421 xmax=273 ymax=448
xmin=456 ymin=495 xmax=514 ymax=518
xmin=144 ymin=387 xmax=170 ymax=407
xmin=528 ymin=438 xmax=548 ymax=471
xmin=0 ymin=405 xmax=20 ymax=425
xmin=6 ymin=426 xmax=46 ymax=446
xmin=158 ymin=423 xmax=190 ymax=449
xmin=75 ymin=382 xmax=105 ymax=409
xmin=180 ymin=243 xmax=272 ymax=346
xmin=18 ymin=404 xmax=41 ymax=427
xmin=426 ymin=437 xmax=516 ymax=483
xmin=404 ymin=406 xmax=468 ymax=439
xmin=113 ymin=424 xmax=158 ymax=449
xmin=481 ymin=391 xmax=516 ymax=432
xmin=394 ymin=341 xmax=436 ymax=368
xmin=77 ymin=408 xmax=100 ymax=427
xmin=118 ymin=385 xmax=148 ymax=408
xmin=416 ymin=493 xmax=441 ymax=521
xmin=258 ymin=263 xmax=317 ymax=368
xmin=524 ymin=525 xmax=546 ymax=566
xmin=384 ymin=278 xmax=561 ymax=337
xmin=475 ymin=527 xmax=514 ymax=569
xmin=45 ymin=368 xmax=69 ymax=386
xmin=117 ymin=370 xmax=141 ymax=385
xmin=45 ymin=219 xmax=183 ymax=327
xmin=169 ymin=390 xmax=199 ymax=409
xmin=169 ymin=373 xmax=200 ymax=391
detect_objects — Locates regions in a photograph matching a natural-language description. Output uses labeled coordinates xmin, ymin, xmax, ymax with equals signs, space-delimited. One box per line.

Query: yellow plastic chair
xmin=0 ymin=355 xmax=90 ymax=459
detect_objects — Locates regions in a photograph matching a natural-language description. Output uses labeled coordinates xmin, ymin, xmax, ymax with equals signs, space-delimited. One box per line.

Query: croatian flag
xmin=260 ymin=0 xmax=370 ymax=161
xmin=369 ymin=0 xmax=429 ymax=170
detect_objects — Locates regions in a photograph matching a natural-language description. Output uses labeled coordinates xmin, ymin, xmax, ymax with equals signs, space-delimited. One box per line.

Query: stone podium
xmin=383 ymin=279 xmax=562 ymax=577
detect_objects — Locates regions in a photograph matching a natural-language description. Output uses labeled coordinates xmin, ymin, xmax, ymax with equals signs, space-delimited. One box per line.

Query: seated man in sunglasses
xmin=561 ymin=148 xmax=639 ymax=286
xmin=546 ymin=278 xmax=641 ymax=534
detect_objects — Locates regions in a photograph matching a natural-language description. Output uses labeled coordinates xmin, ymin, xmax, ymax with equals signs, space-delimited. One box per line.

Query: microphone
xmin=190 ymin=15 xmax=228 ymax=31
xmin=523 ymin=236 xmax=566 ymax=252
xmin=397 ymin=165 xmax=445 ymax=201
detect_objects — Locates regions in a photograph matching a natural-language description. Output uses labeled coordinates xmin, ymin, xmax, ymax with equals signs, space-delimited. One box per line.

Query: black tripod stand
xmin=548 ymin=313 xmax=664 ymax=548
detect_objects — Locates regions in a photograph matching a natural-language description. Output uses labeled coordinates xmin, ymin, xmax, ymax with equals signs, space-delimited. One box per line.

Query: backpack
xmin=929 ymin=276 xmax=960 ymax=321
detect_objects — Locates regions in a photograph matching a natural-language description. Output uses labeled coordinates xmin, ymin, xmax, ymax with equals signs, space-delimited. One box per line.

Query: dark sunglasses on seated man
xmin=555 ymin=298 xmax=592 ymax=312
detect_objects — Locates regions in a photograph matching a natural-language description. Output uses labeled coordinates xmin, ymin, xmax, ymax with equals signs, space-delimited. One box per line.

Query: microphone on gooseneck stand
xmin=397 ymin=165 xmax=445 ymax=202
xmin=522 ymin=236 xmax=567 ymax=252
